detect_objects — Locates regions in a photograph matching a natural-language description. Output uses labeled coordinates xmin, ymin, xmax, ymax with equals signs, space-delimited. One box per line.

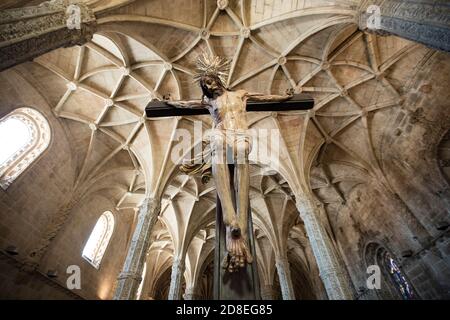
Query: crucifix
xmin=146 ymin=54 xmax=313 ymax=299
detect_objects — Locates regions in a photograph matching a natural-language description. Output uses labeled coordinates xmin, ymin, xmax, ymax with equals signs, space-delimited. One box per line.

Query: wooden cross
xmin=145 ymin=94 xmax=314 ymax=117
xmin=145 ymin=94 xmax=314 ymax=300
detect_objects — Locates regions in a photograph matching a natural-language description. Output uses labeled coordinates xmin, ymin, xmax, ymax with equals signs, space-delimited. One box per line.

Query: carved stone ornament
xmin=0 ymin=0 xmax=96 ymax=71
xmin=358 ymin=0 xmax=450 ymax=52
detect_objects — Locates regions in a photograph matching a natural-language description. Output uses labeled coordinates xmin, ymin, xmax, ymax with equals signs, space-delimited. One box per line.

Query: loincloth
xmin=209 ymin=129 xmax=252 ymax=157
xmin=179 ymin=129 xmax=252 ymax=183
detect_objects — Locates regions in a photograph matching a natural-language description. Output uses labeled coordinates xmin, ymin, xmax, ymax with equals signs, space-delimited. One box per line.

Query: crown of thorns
xmin=193 ymin=53 xmax=231 ymax=85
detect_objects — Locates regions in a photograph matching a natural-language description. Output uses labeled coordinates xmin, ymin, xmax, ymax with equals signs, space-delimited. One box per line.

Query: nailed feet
xmin=222 ymin=225 xmax=253 ymax=272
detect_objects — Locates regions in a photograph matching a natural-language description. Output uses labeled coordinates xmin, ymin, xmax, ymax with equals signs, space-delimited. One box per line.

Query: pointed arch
xmin=82 ymin=211 xmax=115 ymax=268
xmin=0 ymin=107 xmax=51 ymax=189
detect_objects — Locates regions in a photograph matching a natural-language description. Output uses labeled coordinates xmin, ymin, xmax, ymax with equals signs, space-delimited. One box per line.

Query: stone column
xmin=168 ymin=256 xmax=185 ymax=300
xmin=183 ymin=286 xmax=200 ymax=300
xmin=114 ymin=197 xmax=160 ymax=300
xmin=275 ymin=257 xmax=295 ymax=300
xmin=260 ymin=284 xmax=277 ymax=300
xmin=0 ymin=0 xmax=96 ymax=71
xmin=296 ymin=195 xmax=353 ymax=300
xmin=358 ymin=0 xmax=450 ymax=52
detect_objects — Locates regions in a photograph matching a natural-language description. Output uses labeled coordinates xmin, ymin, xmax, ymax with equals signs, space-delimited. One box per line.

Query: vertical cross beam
xmin=214 ymin=164 xmax=260 ymax=300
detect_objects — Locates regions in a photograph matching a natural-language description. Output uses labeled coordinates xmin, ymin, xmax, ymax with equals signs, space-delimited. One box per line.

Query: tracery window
xmin=383 ymin=251 xmax=414 ymax=300
xmin=82 ymin=211 xmax=115 ymax=269
xmin=365 ymin=242 xmax=417 ymax=300
xmin=0 ymin=108 xmax=51 ymax=190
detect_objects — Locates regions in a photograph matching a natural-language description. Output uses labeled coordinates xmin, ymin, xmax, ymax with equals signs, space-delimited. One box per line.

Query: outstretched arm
xmin=246 ymin=88 xmax=294 ymax=102
xmin=166 ymin=99 xmax=208 ymax=109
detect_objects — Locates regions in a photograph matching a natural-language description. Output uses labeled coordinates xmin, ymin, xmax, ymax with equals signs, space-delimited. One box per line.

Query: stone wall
xmin=331 ymin=51 xmax=450 ymax=299
xmin=0 ymin=252 xmax=80 ymax=299
xmin=0 ymin=65 xmax=135 ymax=299
xmin=0 ymin=66 xmax=76 ymax=263
xmin=39 ymin=193 xmax=135 ymax=299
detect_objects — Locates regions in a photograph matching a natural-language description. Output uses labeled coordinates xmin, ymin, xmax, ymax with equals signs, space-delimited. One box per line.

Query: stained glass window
xmin=82 ymin=211 xmax=114 ymax=268
xmin=384 ymin=252 xmax=414 ymax=299
xmin=0 ymin=108 xmax=50 ymax=189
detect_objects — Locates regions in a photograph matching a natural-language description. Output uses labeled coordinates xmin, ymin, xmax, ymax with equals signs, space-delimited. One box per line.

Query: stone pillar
xmin=260 ymin=284 xmax=277 ymax=300
xmin=114 ymin=197 xmax=160 ymax=300
xmin=0 ymin=0 xmax=96 ymax=71
xmin=275 ymin=257 xmax=295 ymax=300
xmin=296 ymin=195 xmax=353 ymax=300
xmin=358 ymin=0 xmax=450 ymax=52
xmin=183 ymin=286 xmax=200 ymax=300
xmin=168 ymin=256 xmax=185 ymax=300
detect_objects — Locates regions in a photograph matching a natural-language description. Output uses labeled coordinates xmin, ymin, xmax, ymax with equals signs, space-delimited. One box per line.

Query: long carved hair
xmin=199 ymin=74 xmax=225 ymax=99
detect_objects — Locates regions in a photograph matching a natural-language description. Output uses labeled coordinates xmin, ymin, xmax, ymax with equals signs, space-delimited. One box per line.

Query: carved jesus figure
xmin=167 ymin=55 xmax=293 ymax=272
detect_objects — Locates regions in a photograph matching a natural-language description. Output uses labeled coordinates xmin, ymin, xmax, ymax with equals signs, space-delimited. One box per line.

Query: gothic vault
xmin=0 ymin=0 xmax=449 ymax=300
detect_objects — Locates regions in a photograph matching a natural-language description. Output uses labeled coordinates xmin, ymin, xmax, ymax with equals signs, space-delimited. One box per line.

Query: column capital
xmin=294 ymin=194 xmax=318 ymax=218
xmin=0 ymin=0 xmax=96 ymax=43
xmin=0 ymin=0 xmax=95 ymax=21
xmin=0 ymin=0 xmax=97 ymax=71
xmin=356 ymin=0 xmax=450 ymax=52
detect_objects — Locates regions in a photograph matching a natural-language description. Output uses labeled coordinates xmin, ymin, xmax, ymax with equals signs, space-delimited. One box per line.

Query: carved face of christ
xmin=200 ymin=74 xmax=225 ymax=99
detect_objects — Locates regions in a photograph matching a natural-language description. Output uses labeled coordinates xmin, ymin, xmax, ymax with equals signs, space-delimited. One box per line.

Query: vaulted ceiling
xmin=11 ymin=0 xmax=439 ymax=298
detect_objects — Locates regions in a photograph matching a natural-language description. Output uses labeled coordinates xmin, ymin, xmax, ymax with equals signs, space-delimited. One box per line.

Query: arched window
xmin=82 ymin=211 xmax=115 ymax=269
xmin=382 ymin=251 xmax=414 ymax=300
xmin=365 ymin=242 xmax=416 ymax=300
xmin=0 ymin=108 xmax=51 ymax=190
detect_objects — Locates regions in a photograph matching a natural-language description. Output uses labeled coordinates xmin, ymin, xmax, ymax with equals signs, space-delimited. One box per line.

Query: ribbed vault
xmin=9 ymin=0 xmax=447 ymax=299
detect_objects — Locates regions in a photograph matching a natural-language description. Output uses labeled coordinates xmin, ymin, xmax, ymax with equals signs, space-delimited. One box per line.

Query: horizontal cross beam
xmin=145 ymin=94 xmax=314 ymax=118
